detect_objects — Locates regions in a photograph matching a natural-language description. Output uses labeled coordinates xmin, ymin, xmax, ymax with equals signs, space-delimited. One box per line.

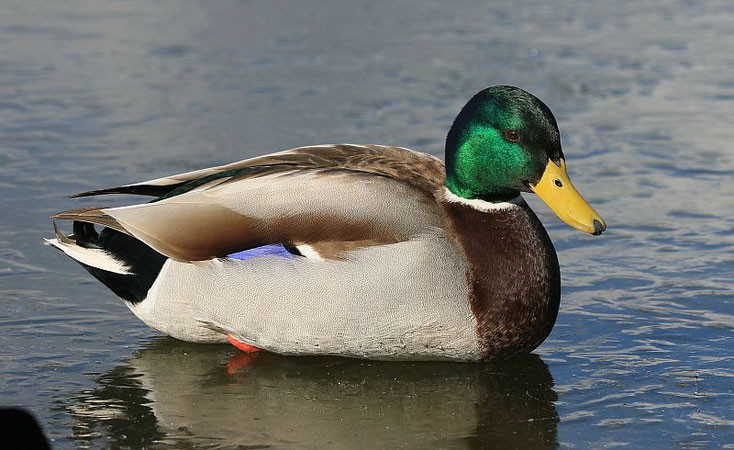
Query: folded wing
xmin=53 ymin=144 xmax=446 ymax=261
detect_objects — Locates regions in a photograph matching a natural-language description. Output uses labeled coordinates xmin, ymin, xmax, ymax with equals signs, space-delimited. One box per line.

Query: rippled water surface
xmin=1 ymin=1 xmax=733 ymax=447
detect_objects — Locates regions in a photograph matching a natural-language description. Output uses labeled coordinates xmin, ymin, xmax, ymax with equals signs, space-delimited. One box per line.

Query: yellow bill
xmin=530 ymin=159 xmax=606 ymax=235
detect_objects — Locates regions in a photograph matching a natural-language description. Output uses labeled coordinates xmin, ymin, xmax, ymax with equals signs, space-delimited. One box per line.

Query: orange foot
xmin=227 ymin=333 xmax=262 ymax=353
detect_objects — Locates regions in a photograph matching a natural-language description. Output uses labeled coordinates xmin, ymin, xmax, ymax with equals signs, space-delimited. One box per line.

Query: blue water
xmin=1 ymin=0 xmax=732 ymax=447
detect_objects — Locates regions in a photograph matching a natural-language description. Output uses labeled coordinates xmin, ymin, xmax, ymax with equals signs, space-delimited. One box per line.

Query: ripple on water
xmin=1 ymin=0 xmax=734 ymax=448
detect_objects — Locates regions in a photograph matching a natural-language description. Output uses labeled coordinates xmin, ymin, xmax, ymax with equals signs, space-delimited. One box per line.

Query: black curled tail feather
xmin=69 ymin=222 xmax=167 ymax=304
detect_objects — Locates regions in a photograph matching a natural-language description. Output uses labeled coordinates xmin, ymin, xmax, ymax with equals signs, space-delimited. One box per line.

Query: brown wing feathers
xmin=69 ymin=145 xmax=445 ymax=200
xmin=51 ymin=145 xmax=446 ymax=261
xmin=50 ymin=207 xmax=128 ymax=235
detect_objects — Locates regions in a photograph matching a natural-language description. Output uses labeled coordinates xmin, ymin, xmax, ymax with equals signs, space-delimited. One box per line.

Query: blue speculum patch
xmin=227 ymin=244 xmax=294 ymax=260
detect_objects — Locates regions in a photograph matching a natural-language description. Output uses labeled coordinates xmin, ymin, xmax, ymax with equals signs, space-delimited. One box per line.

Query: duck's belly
xmin=129 ymin=232 xmax=484 ymax=361
xmin=125 ymin=285 xmax=228 ymax=344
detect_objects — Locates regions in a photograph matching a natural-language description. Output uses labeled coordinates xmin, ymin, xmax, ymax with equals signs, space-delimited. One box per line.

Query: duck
xmin=47 ymin=85 xmax=606 ymax=361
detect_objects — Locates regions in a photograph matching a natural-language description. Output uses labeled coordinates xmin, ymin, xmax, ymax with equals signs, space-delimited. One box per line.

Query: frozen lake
xmin=1 ymin=0 xmax=733 ymax=447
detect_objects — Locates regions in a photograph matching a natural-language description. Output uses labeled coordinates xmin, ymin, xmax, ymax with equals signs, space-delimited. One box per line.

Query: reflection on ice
xmin=61 ymin=338 xmax=559 ymax=448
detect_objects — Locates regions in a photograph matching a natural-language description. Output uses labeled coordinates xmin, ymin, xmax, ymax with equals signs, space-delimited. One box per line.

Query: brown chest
xmin=442 ymin=199 xmax=561 ymax=359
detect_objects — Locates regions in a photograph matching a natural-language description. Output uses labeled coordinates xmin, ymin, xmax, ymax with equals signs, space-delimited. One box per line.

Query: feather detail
xmin=45 ymin=223 xmax=133 ymax=275
xmin=52 ymin=145 xmax=446 ymax=262
xmin=68 ymin=144 xmax=445 ymax=200
xmin=50 ymin=207 xmax=130 ymax=236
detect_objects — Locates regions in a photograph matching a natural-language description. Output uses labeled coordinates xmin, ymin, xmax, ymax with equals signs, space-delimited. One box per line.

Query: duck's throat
xmin=441 ymin=196 xmax=561 ymax=359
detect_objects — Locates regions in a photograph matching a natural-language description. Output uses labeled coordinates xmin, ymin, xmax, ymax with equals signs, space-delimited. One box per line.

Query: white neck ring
xmin=442 ymin=187 xmax=523 ymax=212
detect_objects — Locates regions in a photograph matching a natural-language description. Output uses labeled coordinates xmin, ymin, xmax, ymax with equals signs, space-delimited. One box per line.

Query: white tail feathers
xmin=45 ymin=237 xmax=132 ymax=275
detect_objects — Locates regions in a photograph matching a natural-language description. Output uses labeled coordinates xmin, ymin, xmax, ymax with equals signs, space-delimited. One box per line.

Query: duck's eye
xmin=554 ymin=179 xmax=563 ymax=188
xmin=503 ymin=129 xmax=521 ymax=143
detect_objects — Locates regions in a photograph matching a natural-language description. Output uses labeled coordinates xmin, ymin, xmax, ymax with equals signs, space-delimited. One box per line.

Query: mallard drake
xmin=47 ymin=85 xmax=605 ymax=361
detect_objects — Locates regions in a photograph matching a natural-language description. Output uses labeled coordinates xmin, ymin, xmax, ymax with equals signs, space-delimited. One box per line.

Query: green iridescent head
xmin=444 ymin=85 xmax=564 ymax=202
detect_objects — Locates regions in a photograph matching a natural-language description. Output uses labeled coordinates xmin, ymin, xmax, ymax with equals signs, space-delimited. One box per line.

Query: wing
xmin=70 ymin=144 xmax=444 ymax=199
xmin=52 ymin=144 xmax=446 ymax=261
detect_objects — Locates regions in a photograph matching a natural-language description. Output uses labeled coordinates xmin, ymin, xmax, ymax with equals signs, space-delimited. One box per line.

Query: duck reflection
xmin=62 ymin=338 xmax=559 ymax=448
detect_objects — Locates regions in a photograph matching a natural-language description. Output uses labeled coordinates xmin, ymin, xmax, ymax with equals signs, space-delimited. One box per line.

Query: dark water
xmin=1 ymin=0 xmax=733 ymax=447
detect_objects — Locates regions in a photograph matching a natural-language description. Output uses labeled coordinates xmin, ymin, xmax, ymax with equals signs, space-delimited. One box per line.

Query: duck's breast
xmin=441 ymin=196 xmax=561 ymax=359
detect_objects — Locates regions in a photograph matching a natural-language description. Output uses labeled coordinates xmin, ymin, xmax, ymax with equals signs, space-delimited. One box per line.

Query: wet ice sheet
xmin=0 ymin=0 xmax=733 ymax=447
